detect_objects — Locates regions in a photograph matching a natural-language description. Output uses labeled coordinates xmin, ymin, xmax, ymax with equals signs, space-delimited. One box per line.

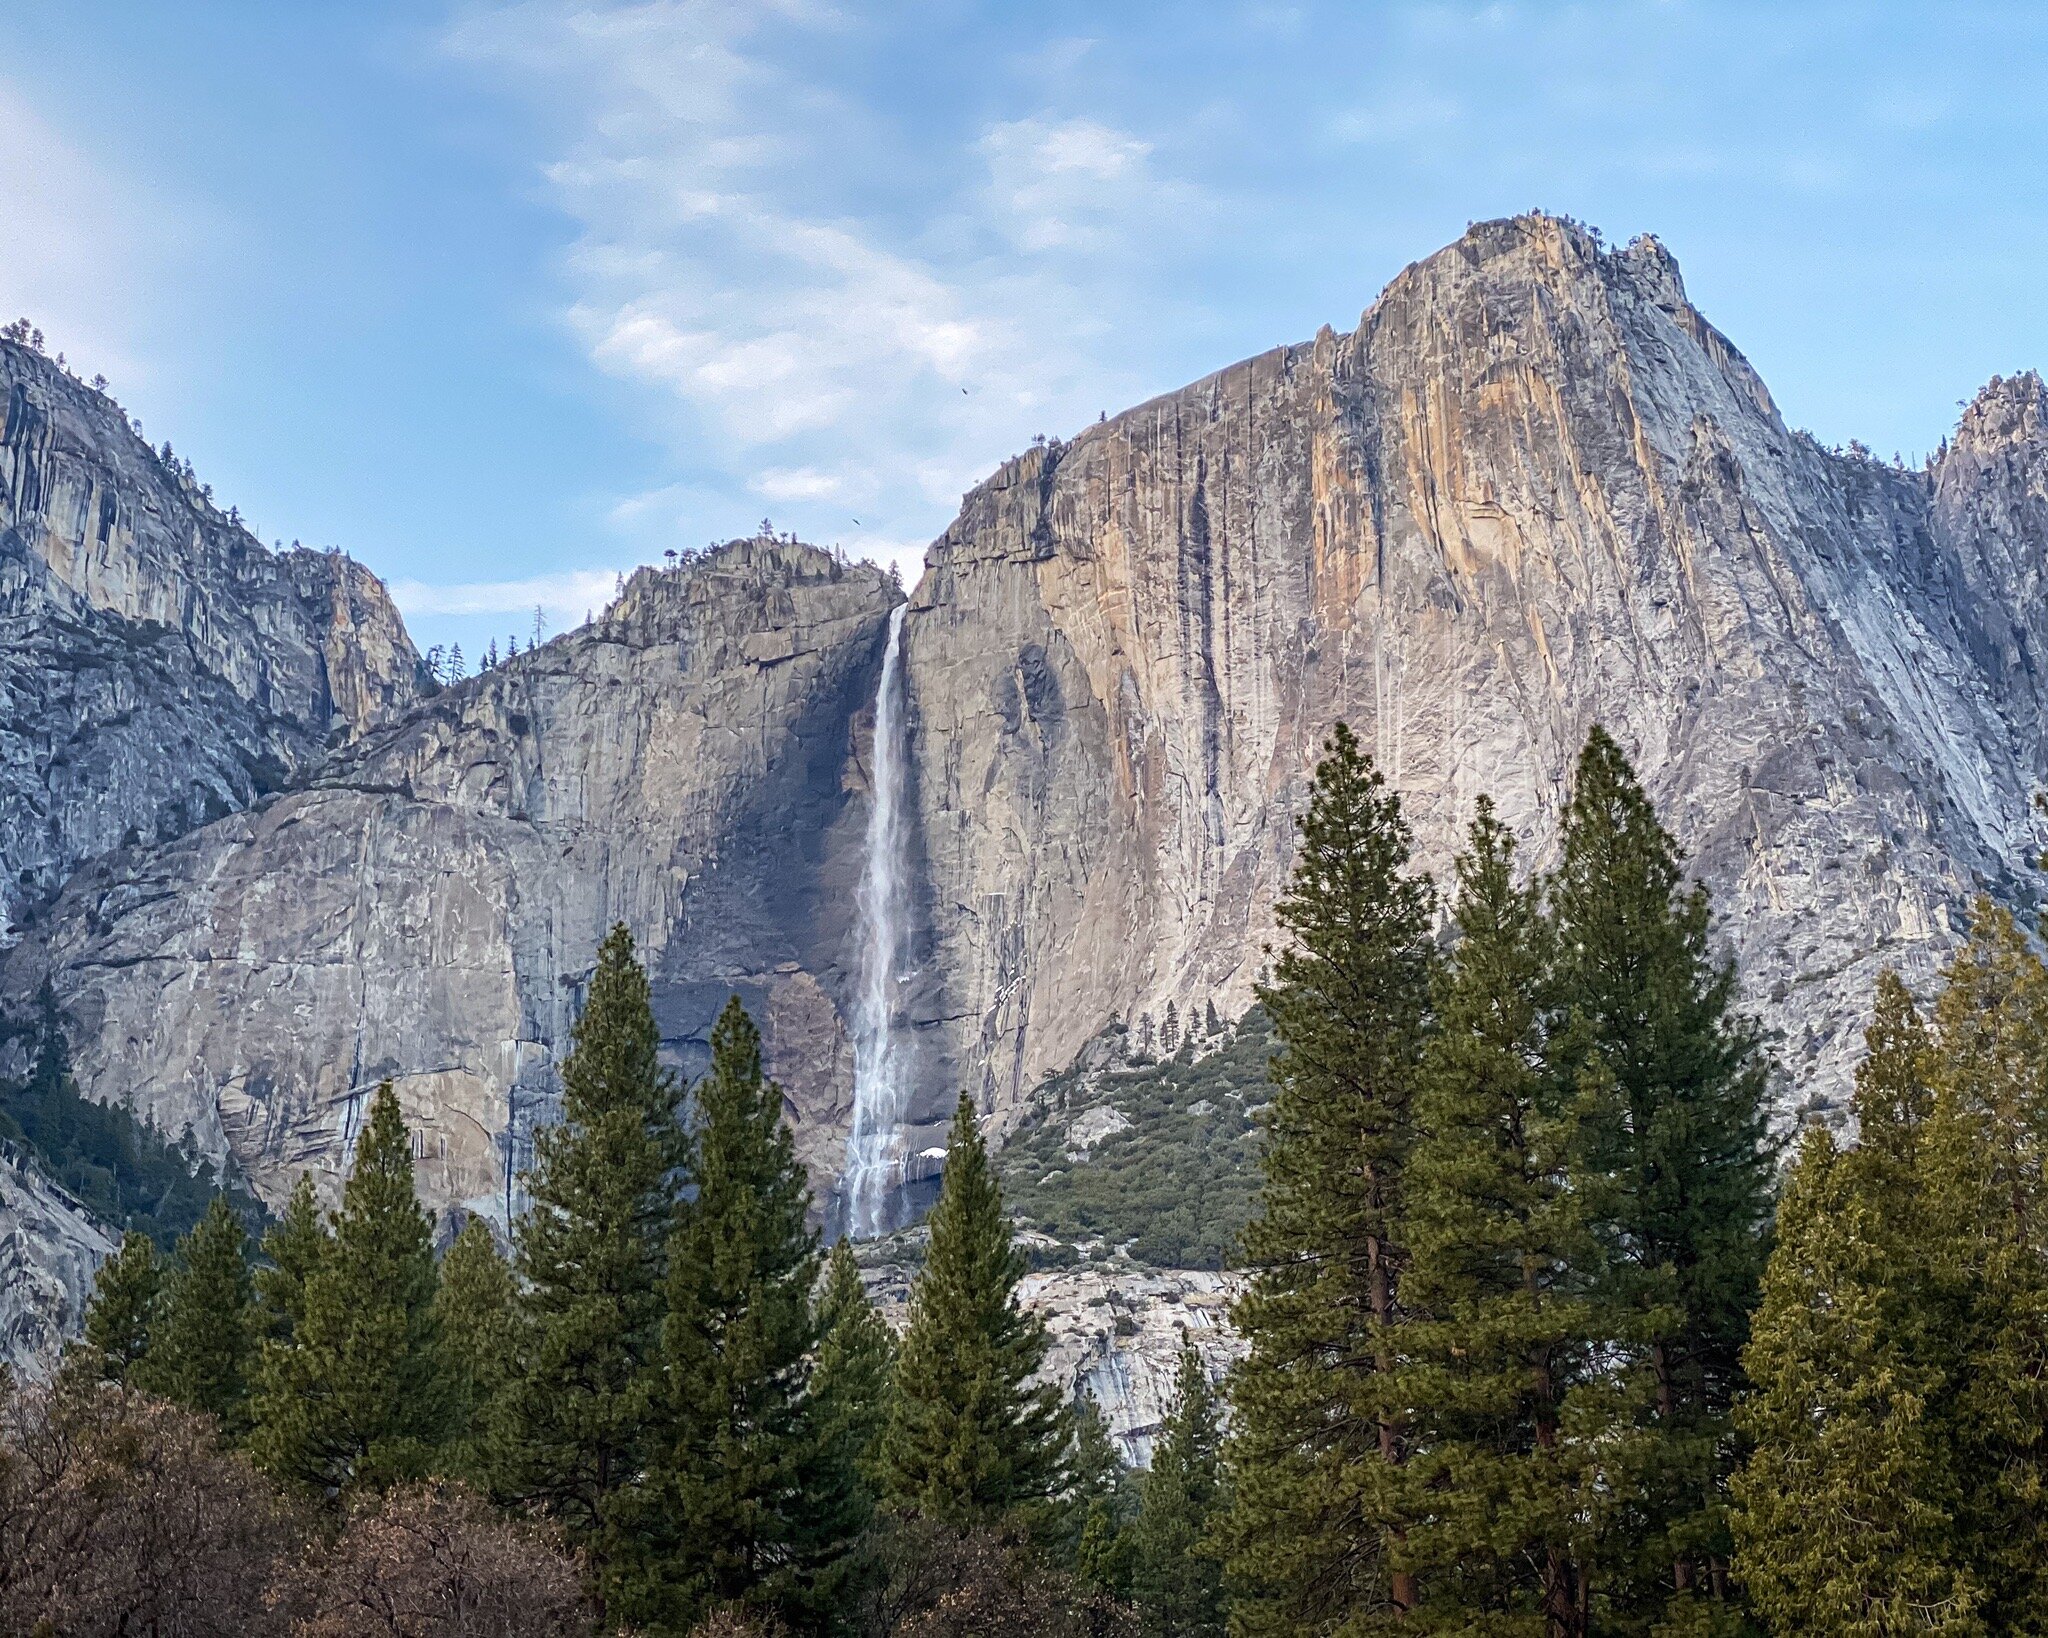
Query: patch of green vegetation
xmin=0 ymin=986 xmax=265 ymax=1247
xmin=998 ymin=1007 xmax=1273 ymax=1269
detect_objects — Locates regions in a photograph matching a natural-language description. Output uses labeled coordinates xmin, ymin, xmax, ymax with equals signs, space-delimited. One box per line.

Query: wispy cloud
xmin=0 ymin=80 xmax=179 ymax=386
xmin=440 ymin=0 xmax=1208 ymax=562
xmin=390 ymin=566 xmax=623 ymax=625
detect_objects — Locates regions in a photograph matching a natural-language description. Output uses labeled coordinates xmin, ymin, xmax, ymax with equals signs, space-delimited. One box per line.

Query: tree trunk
xmin=1367 ymin=1234 xmax=1416 ymax=1615
xmin=1650 ymin=1340 xmax=1693 ymax=1594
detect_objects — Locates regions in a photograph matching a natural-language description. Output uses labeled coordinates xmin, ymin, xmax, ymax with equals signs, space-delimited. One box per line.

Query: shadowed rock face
xmin=6 ymin=541 xmax=899 ymax=1220
xmin=898 ymin=216 xmax=2047 ymax=1127
xmin=0 ymin=341 xmax=421 ymax=940
xmin=0 ymin=1142 xmax=116 ymax=1371
xmin=4 ymin=215 xmax=2047 ymax=1257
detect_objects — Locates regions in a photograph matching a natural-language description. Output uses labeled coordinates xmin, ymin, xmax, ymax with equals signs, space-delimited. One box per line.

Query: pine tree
xmin=82 ymin=1230 xmax=160 ymax=1381
xmin=492 ymin=923 xmax=686 ymax=1612
xmin=1547 ymin=727 xmax=1773 ymax=1624
xmin=1222 ymin=721 xmax=1435 ymax=1630
xmin=1130 ymin=1347 xmax=1225 ymax=1637
xmin=434 ymin=1216 xmax=521 ymax=1484
xmin=255 ymin=1173 xmax=328 ymax=1342
xmin=1394 ymin=801 xmax=1603 ymax=1634
xmin=813 ymin=1238 xmax=896 ymax=1506
xmin=1919 ymin=902 xmax=2048 ymax=1630
xmin=882 ymin=1095 xmax=1067 ymax=1527
xmin=1163 ymin=1002 xmax=1181 ymax=1055
xmin=249 ymin=1082 xmax=451 ymax=1494
xmin=1071 ymin=1395 xmax=1133 ymax=1601
xmin=1732 ymin=1026 xmax=1981 ymax=1638
xmin=1204 ymin=999 xmax=1221 ymax=1040
xmin=627 ymin=995 xmax=837 ymax=1631
xmin=136 ymin=1195 xmax=257 ymax=1434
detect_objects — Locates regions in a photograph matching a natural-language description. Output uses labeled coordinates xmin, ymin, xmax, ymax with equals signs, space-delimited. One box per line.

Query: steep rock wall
xmin=7 ymin=542 xmax=899 ymax=1218
xmin=0 ymin=341 xmax=420 ymax=938
xmin=896 ymin=216 xmax=2046 ymax=1130
xmin=7 ymin=216 xmax=2048 ymax=1244
xmin=0 ymin=1140 xmax=117 ymax=1371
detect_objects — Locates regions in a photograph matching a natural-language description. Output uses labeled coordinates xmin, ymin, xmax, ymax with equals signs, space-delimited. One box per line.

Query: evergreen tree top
xmin=82 ymin=1230 xmax=160 ymax=1380
xmin=883 ymin=1095 xmax=1067 ymax=1523
xmin=340 ymin=1083 xmax=435 ymax=1251
xmin=562 ymin=924 xmax=679 ymax=1129
xmin=1856 ymin=969 xmax=1935 ymax=1169
xmin=1269 ymin=720 xmax=1435 ymax=966
xmin=256 ymin=1173 xmax=329 ymax=1342
xmin=911 ymin=1097 xmax=1031 ymax=1340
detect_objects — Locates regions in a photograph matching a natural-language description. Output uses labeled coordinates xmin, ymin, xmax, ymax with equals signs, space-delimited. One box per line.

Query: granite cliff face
xmin=892 ymin=216 xmax=2048 ymax=1134
xmin=0 ymin=340 xmax=422 ymax=941
xmin=5 ymin=214 xmax=2047 ymax=1255
xmin=0 ymin=1140 xmax=116 ymax=1369
xmin=9 ymin=543 xmax=898 ymax=1219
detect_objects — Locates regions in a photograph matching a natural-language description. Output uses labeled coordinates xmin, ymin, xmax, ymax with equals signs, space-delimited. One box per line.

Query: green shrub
xmin=997 ymin=1009 xmax=1271 ymax=1270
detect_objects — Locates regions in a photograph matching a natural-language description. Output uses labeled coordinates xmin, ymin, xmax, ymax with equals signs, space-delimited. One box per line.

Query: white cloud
xmin=390 ymin=566 xmax=624 ymax=623
xmin=979 ymin=116 xmax=1164 ymax=253
xmin=752 ymin=465 xmax=848 ymax=503
xmin=442 ymin=1 xmax=1207 ymax=563
xmin=0 ymin=80 xmax=177 ymax=385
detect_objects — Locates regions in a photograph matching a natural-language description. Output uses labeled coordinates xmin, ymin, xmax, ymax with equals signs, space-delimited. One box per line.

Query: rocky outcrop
xmin=7 ymin=216 xmax=2048 ymax=1254
xmin=893 ymin=216 xmax=2048 ymax=1133
xmin=7 ymin=542 xmax=898 ymax=1218
xmin=0 ymin=340 xmax=421 ymax=940
xmin=861 ymin=1253 xmax=1242 ymax=1466
xmin=0 ymin=1139 xmax=116 ymax=1371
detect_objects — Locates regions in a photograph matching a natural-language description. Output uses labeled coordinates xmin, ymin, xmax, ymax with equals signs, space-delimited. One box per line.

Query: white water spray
xmin=843 ymin=604 xmax=911 ymax=1236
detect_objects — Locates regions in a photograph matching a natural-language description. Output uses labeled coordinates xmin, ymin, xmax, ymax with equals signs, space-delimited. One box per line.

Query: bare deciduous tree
xmin=283 ymin=1480 xmax=593 ymax=1638
xmin=0 ymin=1368 xmax=302 ymax=1637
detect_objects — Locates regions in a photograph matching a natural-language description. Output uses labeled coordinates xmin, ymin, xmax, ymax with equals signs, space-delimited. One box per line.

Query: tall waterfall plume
xmin=842 ymin=604 xmax=912 ymax=1236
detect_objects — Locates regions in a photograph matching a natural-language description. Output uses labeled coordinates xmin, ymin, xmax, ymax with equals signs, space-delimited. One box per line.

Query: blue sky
xmin=2 ymin=1 xmax=2043 ymax=659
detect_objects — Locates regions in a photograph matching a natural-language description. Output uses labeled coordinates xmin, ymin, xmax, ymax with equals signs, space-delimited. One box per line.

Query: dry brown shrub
xmin=283 ymin=1478 xmax=593 ymax=1637
xmin=857 ymin=1518 xmax=1134 ymax=1638
xmin=0 ymin=1366 xmax=301 ymax=1637
xmin=686 ymin=1608 xmax=786 ymax=1637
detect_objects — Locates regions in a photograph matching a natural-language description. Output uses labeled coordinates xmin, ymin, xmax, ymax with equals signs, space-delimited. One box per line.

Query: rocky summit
xmin=2 ymin=212 xmax=2046 ymax=1361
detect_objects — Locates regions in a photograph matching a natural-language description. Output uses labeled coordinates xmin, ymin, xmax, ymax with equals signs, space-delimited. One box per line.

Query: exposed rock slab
xmin=0 ymin=1140 xmax=116 ymax=1372
xmin=8 ymin=542 xmax=898 ymax=1217
xmin=0 ymin=341 xmax=420 ymax=940
xmin=895 ymin=218 xmax=2047 ymax=1131
xmin=862 ymin=1254 xmax=1244 ymax=1466
xmin=8 ymin=216 xmax=2048 ymax=1258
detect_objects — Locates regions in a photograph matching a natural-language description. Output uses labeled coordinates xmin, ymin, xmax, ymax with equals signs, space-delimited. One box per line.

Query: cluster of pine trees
xmin=79 ymin=716 xmax=2048 ymax=1635
xmin=1225 ymin=720 xmax=2048 ymax=1636
xmin=80 ymin=925 xmax=1225 ymax=1636
xmin=1221 ymin=723 xmax=1777 ymax=1635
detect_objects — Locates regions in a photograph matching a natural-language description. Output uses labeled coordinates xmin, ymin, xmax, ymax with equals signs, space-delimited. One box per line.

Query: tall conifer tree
xmin=136 ymin=1195 xmax=257 ymax=1434
xmin=435 ymin=1215 xmax=521 ymax=1484
xmin=1070 ymin=1396 xmax=1133 ymax=1601
xmin=813 ymin=1237 xmax=895 ymax=1509
xmin=1732 ymin=981 xmax=1981 ymax=1636
xmin=1131 ymin=1346 xmax=1225 ymax=1638
xmin=882 ymin=1095 xmax=1067 ymax=1526
xmin=1920 ymin=903 xmax=2048 ymax=1631
xmin=255 ymin=1173 xmax=328 ymax=1343
xmin=492 ymin=923 xmax=687 ymax=1612
xmin=249 ymin=1082 xmax=450 ymax=1494
xmin=1547 ymin=727 xmax=1772 ymax=1624
xmin=1395 ymin=802 xmax=1603 ymax=1635
xmin=627 ymin=995 xmax=839 ymax=1631
xmin=1222 ymin=721 xmax=1435 ymax=1630
xmin=82 ymin=1230 xmax=160 ymax=1382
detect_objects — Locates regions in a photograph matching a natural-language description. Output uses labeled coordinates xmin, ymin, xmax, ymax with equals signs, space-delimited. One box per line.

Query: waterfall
xmin=842 ymin=604 xmax=911 ymax=1236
